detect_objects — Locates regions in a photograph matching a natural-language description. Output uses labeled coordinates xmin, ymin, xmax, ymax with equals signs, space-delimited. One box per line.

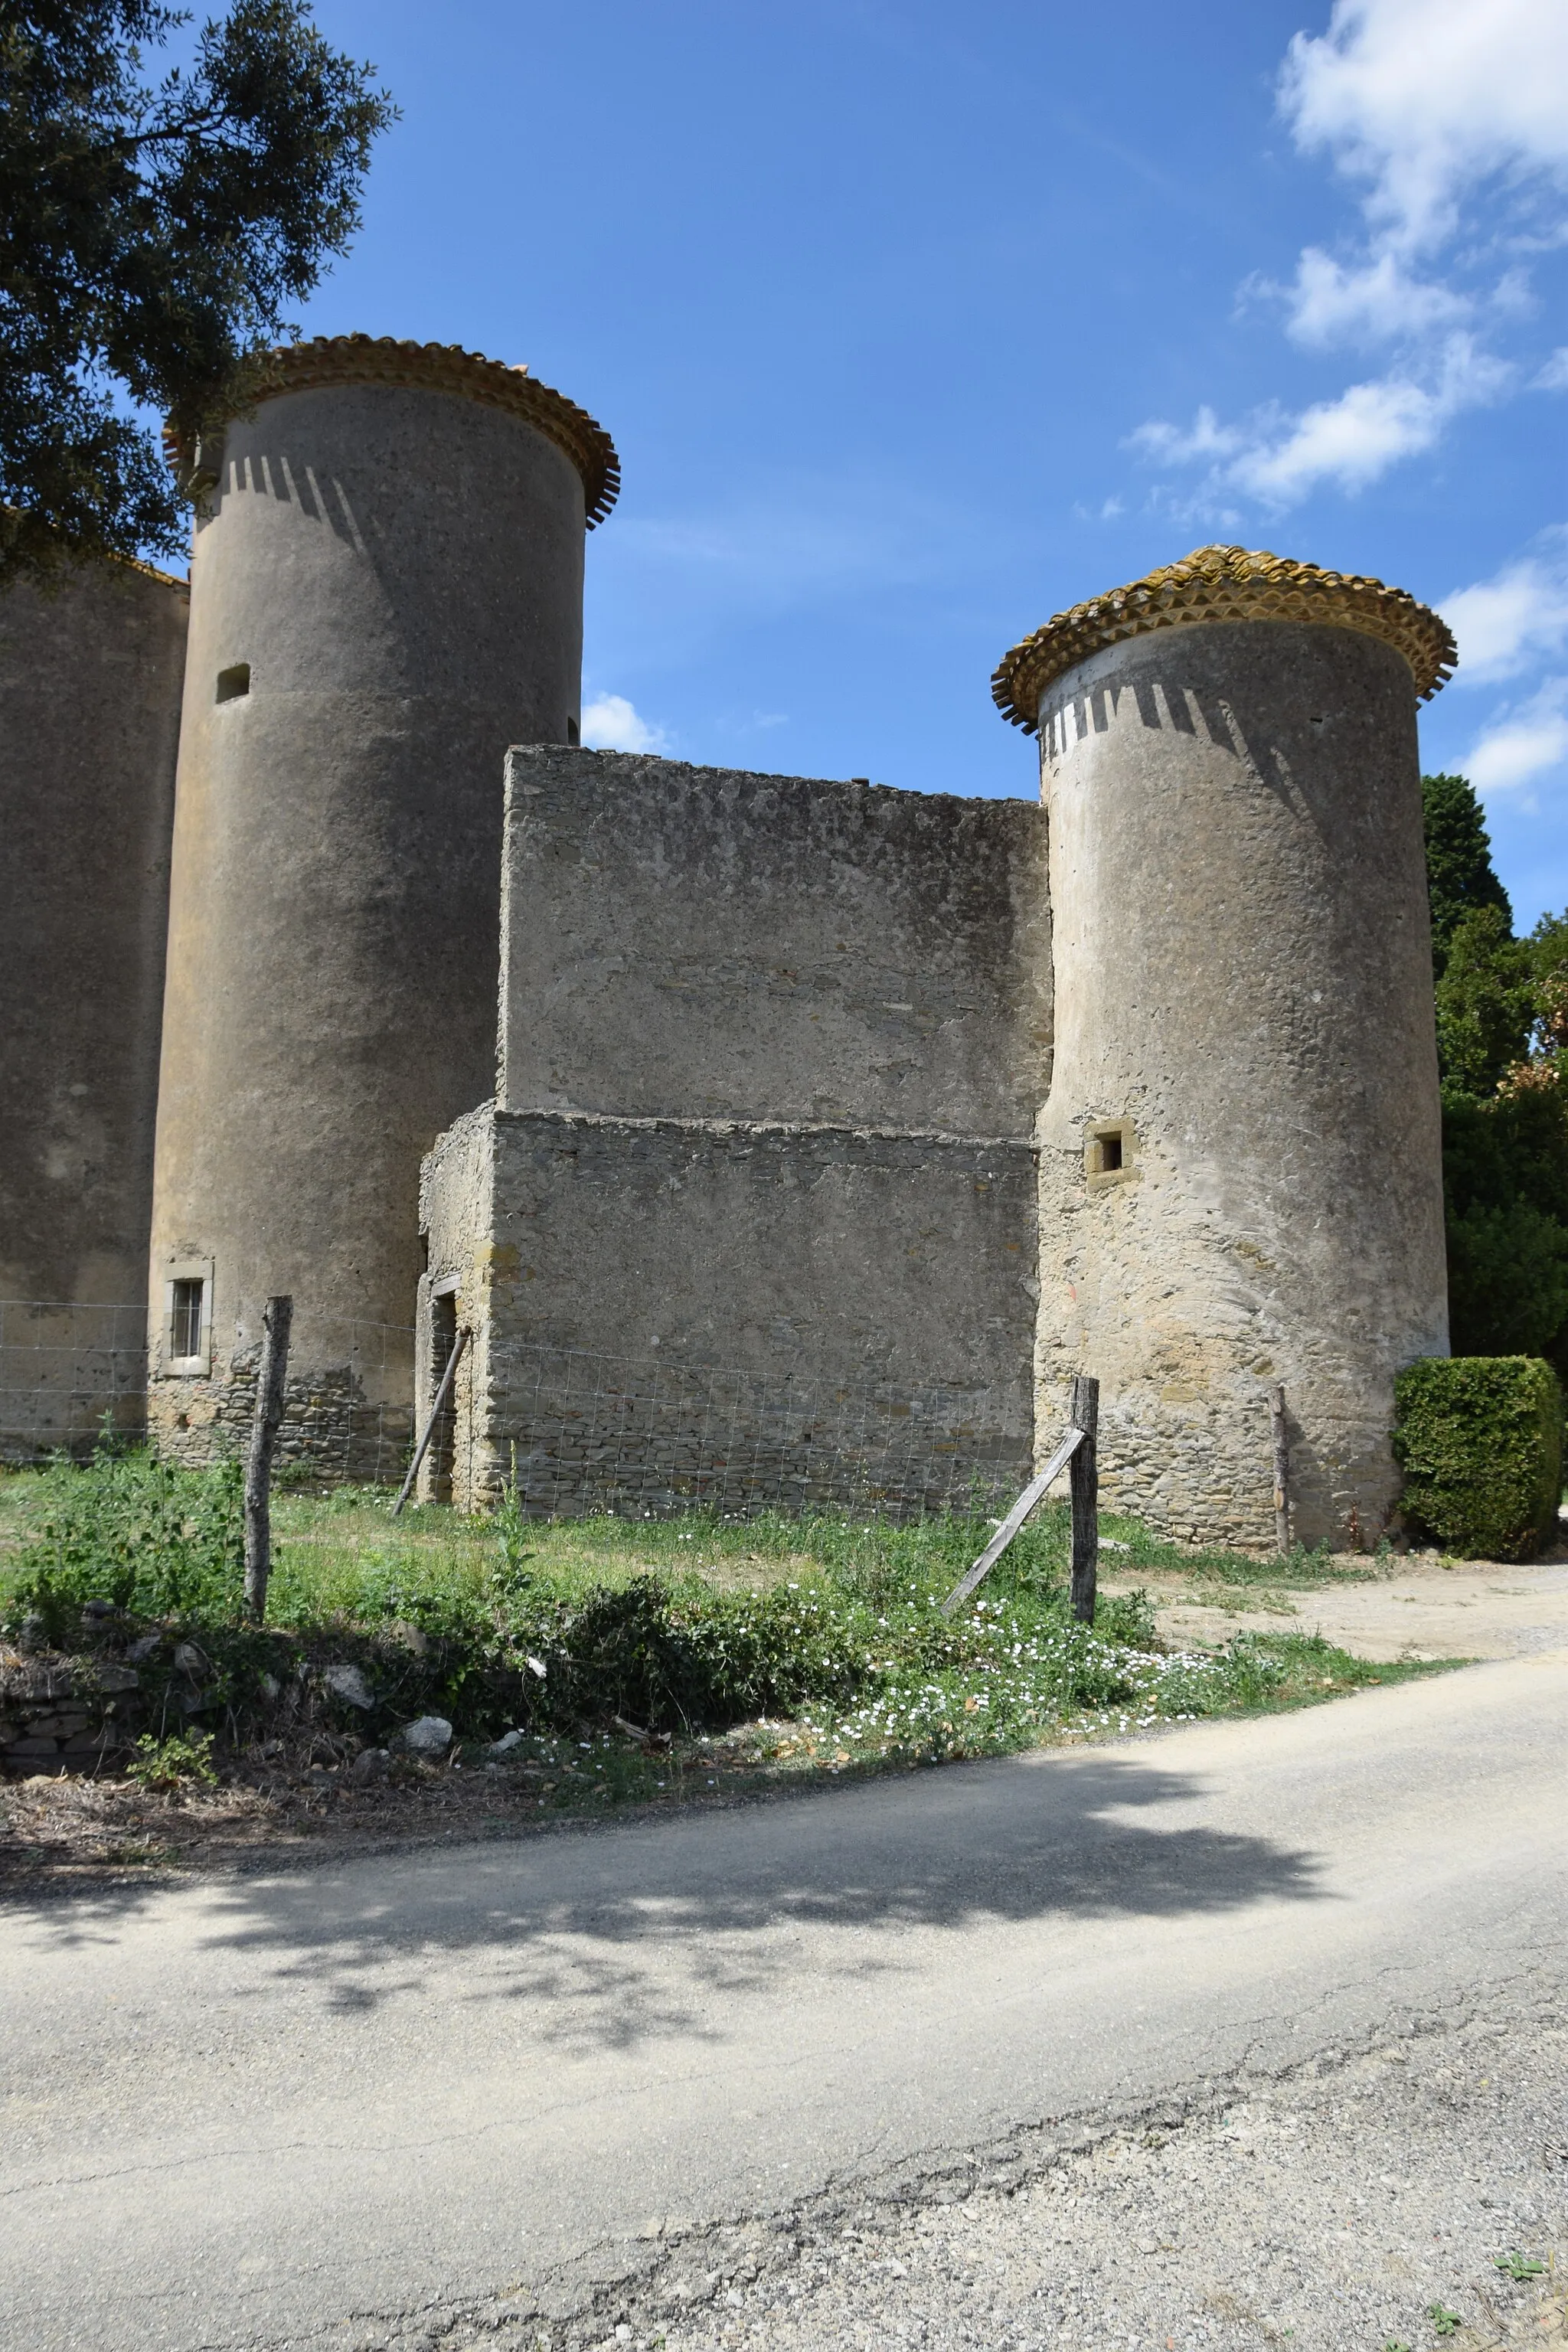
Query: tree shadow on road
xmin=2 ymin=1750 xmax=1330 ymax=2052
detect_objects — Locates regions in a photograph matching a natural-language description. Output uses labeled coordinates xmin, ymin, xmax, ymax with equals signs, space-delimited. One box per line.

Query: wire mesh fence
xmin=2 ymin=1302 xmax=1033 ymax=1524
xmin=482 ymin=1342 xmax=1033 ymax=1523
xmin=0 ymin=1304 xmax=418 ymax=1483
xmin=0 ymin=1300 xmax=152 ymax=1462
xmin=158 ymin=1316 xmax=419 ymax=1488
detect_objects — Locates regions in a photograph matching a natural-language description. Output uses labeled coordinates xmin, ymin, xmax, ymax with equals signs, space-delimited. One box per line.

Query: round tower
xmin=0 ymin=554 xmax=187 ymax=1455
xmin=148 ymin=335 xmax=618 ymax=1468
xmin=993 ymin=546 xmax=1454 ymax=1548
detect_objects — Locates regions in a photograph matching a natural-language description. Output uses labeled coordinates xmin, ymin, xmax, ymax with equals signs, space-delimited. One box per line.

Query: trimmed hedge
xmin=1393 ymin=1356 xmax=1564 ymax=1560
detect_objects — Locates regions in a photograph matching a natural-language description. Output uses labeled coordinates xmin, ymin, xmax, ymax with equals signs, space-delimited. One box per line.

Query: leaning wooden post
xmin=393 ymin=1325 xmax=470 ymax=1518
xmin=1270 ymin=1382 xmax=1291 ymax=1557
xmin=1069 ymin=1373 xmax=1099 ymax=1625
xmin=243 ymin=1295 xmax=292 ymax=1623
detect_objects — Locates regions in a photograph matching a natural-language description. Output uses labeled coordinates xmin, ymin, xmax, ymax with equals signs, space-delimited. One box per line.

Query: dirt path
xmin=1110 ymin=1555 xmax=1568 ymax=1664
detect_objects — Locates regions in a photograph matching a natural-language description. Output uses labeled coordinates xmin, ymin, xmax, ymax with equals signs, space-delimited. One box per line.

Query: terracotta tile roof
xmin=165 ymin=334 xmax=619 ymax=527
xmin=992 ymin=544 xmax=1455 ymax=730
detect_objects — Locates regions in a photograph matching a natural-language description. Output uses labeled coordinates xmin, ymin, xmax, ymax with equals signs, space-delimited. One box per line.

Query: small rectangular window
xmin=216 ymin=662 xmax=250 ymax=702
xmin=171 ymin=1277 xmax=204 ymax=1360
xmin=566 ymin=714 xmax=580 ymax=746
xmin=1086 ymin=1123 xmax=1135 ymax=1187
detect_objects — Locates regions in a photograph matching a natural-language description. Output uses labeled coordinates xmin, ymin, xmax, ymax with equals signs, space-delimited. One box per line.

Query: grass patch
xmin=0 ymin=1452 xmax=1462 ymax=1818
xmin=1094 ymin=1519 xmax=1383 ymax=1589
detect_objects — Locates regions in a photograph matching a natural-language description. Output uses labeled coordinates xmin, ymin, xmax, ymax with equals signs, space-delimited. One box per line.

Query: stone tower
xmin=993 ymin=545 xmax=1455 ymax=1547
xmin=0 ymin=556 xmax=188 ymax=1455
xmin=147 ymin=335 xmax=618 ymax=1463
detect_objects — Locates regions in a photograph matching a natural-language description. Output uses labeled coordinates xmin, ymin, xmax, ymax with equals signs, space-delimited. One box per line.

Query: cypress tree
xmin=1421 ymin=772 xmax=1513 ymax=974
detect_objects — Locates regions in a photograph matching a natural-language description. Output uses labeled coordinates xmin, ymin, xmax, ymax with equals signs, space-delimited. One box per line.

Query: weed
xmin=1428 ymin=2305 xmax=1464 ymax=2336
xmin=2 ymin=1444 xmax=243 ymax=1638
xmin=1494 ymin=2253 xmax=1546 ymax=2281
xmin=127 ymin=1730 xmax=217 ymax=1795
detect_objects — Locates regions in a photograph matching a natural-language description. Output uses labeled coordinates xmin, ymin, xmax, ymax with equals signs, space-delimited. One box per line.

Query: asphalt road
xmin=5 ymin=1649 xmax=1566 ymax=2352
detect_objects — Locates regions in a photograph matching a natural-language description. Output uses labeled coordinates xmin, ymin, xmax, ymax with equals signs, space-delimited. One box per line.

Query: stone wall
xmin=416 ymin=750 xmax=1054 ymax=1519
xmin=0 ymin=1648 xmax=143 ymax=1774
xmin=0 ymin=557 xmax=187 ymax=1318
xmin=498 ymin=747 xmax=1051 ymax=1132
xmin=149 ymin=1326 xmax=413 ymax=1482
xmin=420 ymin=1106 xmax=1038 ymax=1516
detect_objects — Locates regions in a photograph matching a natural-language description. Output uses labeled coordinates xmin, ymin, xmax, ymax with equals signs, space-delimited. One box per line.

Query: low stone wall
xmin=1 ymin=1647 xmax=144 ymax=1773
xmin=421 ymin=1106 xmax=1040 ymax=1517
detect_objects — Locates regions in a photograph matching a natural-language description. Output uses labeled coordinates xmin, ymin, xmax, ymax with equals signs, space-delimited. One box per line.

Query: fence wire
xmin=0 ymin=1304 xmax=417 ymax=1484
xmin=2 ymin=1303 xmax=1031 ymax=1523
xmin=0 ymin=1300 xmax=152 ymax=1461
xmin=486 ymin=1344 xmax=1031 ymax=1523
xmin=178 ymin=1315 xmax=418 ymax=1488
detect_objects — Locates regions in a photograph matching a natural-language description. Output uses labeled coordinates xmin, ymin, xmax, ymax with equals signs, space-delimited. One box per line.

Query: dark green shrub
xmin=511 ymin=1576 xmax=873 ymax=1736
xmin=1393 ymin=1357 xmax=1563 ymax=1560
xmin=1446 ymin=1201 xmax=1568 ymax=1359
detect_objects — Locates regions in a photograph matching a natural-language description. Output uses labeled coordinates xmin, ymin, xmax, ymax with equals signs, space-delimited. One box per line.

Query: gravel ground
xmin=247 ymin=1983 xmax=1567 ymax=2352
xmin=637 ymin=1992 xmax=1566 ymax=2352
xmin=1136 ymin=1559 xmax=1568 ymax=1668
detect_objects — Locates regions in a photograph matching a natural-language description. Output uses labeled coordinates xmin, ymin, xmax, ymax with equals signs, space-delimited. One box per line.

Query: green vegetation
xmin=0 ymin=2 xmax=395 ymax=585
xmin=1423 ymin=773 xmax=1568 ymax=1374
xmin=127 ymin=1728 xmax=217 ymax=1793
xmin=1422 ymin=771 xmax=1515 ymax=964
xmin=1393 ymin=1355 xmax=1564 ymax=1560
xmin=7 ymin=1444 xmax=245 ymax=1631
xmin=0 ymin=1454 xmax=1457 ymax=1801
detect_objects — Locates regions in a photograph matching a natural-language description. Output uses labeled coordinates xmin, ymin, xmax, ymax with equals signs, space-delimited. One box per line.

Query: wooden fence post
xmin=938 ymin=1423 xmax=1085 ymax=1615
xmin=1271 ymin=1382 xmax=1291 ymax=1557
xmin=1069 ymin=1372 xmax=1099 ymax=1625
xmin=243 ymin=1295 xmax=292 ymax=1623
xmin=393 ymin=1325 xmax=470 ymax=1518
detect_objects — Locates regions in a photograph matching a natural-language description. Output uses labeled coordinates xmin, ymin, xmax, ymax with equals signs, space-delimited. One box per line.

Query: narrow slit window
xmin=1099 ymin=1132 xmax=1123 ymax=1173
xmin=216 ymin=662 xmax=250 ymax=703
xmin=567 ymin=714 xmax=580 ymax=745
xmin=171 ymin=1277 xmax=204 ymax=1359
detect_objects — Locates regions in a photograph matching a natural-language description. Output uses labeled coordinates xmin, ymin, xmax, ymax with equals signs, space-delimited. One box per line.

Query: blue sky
xmin=279 ymin=1 xmax=1566 ymax=923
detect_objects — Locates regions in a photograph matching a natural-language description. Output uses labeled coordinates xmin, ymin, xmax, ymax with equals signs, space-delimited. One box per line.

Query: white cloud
xmin=1465 ymin=675 xmax=1568 ymax=795
xmin=1129 ymin=335 xmax=1508 ymax=509
xmin=1536 ymin=348 xmax=1568 ymax=390
xmin=1129 ymin=3 xmax=1566 ymax=516
xmin=580 ymin=694 xmax=669 ymax=754
xmin=1280 ymin=247 xmax=1470 ymax=349
xmin=1279 ymin=0 xmax=1568 ymax=255
xmin=1441 ymin=530 xmax=1568 ymax=684
xmin=1127 ymin=406 xmax=1240 ymax=467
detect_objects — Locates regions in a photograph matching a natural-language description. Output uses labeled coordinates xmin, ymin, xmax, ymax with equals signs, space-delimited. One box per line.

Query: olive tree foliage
xmin=1422 ymin=772 xmax=1568 ymax=1369
xmin=0 ymin=1 xmax=394 ymax=585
